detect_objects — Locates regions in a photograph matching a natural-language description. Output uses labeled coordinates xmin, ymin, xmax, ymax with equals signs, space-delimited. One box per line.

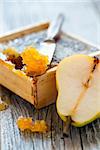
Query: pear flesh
xmin=56 ymin=55 xmax=100 ymax=126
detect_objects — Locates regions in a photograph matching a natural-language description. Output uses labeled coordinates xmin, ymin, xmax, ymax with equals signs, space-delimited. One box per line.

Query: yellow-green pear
xmin=56 ymin=55 xmax=100 ymax=127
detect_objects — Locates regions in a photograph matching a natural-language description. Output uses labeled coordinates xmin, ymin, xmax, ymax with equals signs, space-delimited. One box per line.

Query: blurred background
xmin=0 ymin=0 xmax=99 ymax=45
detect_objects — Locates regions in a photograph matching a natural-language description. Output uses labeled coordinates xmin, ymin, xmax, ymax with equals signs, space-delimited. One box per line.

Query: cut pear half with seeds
xmin=56 ymin=54 xmax=100 ymax=127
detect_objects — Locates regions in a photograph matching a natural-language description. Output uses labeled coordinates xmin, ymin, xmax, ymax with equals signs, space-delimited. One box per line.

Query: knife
xmin=37 ymin=14 xmax=64 ymax=63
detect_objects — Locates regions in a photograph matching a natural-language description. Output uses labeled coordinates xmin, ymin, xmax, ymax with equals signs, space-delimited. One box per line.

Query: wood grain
xmin=0 ymin=1 xmax=100 ymax=150
xmin=0 ymin=86 xmax=100 ymax=150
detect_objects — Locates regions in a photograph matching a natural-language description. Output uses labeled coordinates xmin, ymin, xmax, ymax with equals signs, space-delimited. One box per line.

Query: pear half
xmin=56 ymin=54 xmax=100 ymax=127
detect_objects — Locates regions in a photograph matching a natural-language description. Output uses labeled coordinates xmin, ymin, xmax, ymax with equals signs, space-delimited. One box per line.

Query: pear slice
xmin=72 ymin=62 xmax=100 ymax=126
xmin=56 ymin=54 xmax=100 ymax=126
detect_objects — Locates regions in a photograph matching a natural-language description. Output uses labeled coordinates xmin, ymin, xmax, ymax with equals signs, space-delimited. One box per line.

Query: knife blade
xmin=37 ymin=14 xmax=64 ymax=63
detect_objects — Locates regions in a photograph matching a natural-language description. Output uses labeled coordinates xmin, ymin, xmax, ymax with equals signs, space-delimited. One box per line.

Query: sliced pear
xmin=56 ymin=55 xmax=94 ymax=117
xmin=72 ymin=62 xmax=100 ymax=126
xmin=56 ymin=54 xmax=100 ymax=127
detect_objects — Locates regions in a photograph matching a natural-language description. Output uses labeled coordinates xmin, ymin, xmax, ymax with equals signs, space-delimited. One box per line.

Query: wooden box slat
xmin=0 ymin=59 xmax=35 ymax=105
xmin=0 ymin=22 xmax=49 ymax=42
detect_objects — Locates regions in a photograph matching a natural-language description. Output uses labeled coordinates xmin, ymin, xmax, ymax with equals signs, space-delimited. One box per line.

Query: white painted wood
xmin=0 ymin=1 xmax=100 ymax=150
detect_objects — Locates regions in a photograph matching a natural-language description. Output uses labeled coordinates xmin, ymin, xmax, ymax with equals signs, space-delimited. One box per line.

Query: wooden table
xmin=0 ymin=1 xmax=100 ymax=150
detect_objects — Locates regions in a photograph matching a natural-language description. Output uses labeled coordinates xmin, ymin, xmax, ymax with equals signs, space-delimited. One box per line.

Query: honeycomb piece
xmin=17 ymin=117 xmax=33 ymax=131
xmin=21 ymin=47 xmax=49 ymax=76
xmin=3 ymin=47 xmax=23 ymax=69
xmin=17 ymin=117 xmax=48 ymax=133
xmin=3 ymin=47 xmax=19 ymax=57
xmin=31 ymin=120 xmax=48 ymax=132
xmin=13 ymin=69 xmax=28 ymax=79
xmin=11 ymin=56 xmax=23 ymax=70
xmin=0 ymin=97 xmax=9 ymax=111
xmin=5 ymin=61 xmax=15 ymax=70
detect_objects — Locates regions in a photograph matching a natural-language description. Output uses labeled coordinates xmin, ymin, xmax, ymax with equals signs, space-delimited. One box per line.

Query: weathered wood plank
xmin=0 ymin=86 xmax=100 ymax=150
xmin=0 ymin=1 xmax=100 ymax=150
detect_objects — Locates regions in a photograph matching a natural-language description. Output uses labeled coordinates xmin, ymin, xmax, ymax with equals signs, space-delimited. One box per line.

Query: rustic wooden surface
xmin=0 ymin=1 xmax=100 ymax=150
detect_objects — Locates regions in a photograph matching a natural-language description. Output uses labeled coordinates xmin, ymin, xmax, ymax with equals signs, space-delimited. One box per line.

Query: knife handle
xmin=46 ymin=13 xmax=65 ymax=40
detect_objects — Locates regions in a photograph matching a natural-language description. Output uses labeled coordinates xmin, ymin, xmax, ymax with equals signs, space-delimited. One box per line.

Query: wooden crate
xmin=0 ymin=23 xmax=99 ymax=108
xmin=0 ymin=23 xmax=58 ymax=108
